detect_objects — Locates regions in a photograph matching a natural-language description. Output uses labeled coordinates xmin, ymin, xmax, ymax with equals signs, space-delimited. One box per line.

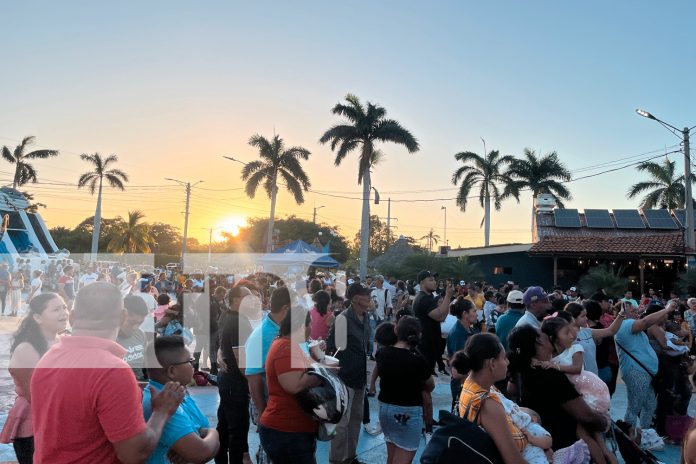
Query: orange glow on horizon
xmin=214 ymin=216 xmax=248 ymax=240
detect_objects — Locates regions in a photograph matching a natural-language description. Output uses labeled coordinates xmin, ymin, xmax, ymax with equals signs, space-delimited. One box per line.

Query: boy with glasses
xmin=143 ymin=335 xmax=220 ymax=463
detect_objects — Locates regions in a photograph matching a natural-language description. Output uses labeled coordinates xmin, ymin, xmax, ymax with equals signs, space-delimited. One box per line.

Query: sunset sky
xmin=3 ymin=1 xmax=696 ymax=248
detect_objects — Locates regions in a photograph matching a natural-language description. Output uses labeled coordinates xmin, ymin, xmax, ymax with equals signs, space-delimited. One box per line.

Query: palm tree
xmin=419 ymin=228 xmax=441 ymax=254
xmin=627 ymin=159 xmax=695 ymax=209
xmin=504 ymin=148 xmax=572 ymax=234
xmin=1 ymin=136 xmax=59 ymax=189
xmin=320 ymin=94 xmax=419 ymax=279
xmin=77 ymin=153 xmax=129 ymax=258
xmin=451 ymin=150 xmax=515 ymax=247
xmin=107 ymin=210 xmax=154 ymax=253
xmin=241 ymin=134 xmax=311 ymax=252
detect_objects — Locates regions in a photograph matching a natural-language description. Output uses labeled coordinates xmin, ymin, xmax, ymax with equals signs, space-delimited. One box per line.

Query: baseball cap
xmin=506 ymin=290 xmax=524 ymax=304
xmin=523 ymin=286 xmax=548 ymax=305
xmin=345 ymin=282 xmax=371 ymax=300
xmin=417 ymin=270 xmax=438 ymax=283
xmin=569 ymin=286 xmax=577 ymax=292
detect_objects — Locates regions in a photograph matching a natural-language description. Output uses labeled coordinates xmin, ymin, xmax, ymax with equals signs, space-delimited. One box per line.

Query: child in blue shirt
xmin=143 ymin=335 xmax=219 ymax=463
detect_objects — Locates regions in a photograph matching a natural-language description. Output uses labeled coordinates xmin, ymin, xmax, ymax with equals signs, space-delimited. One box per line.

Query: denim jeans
xmin=258 ymin=425 xmax=316 ymax=464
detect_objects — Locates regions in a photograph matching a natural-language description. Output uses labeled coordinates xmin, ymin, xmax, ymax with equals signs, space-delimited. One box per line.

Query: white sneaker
xmin=640 ymin=428 xmax=664 ymax=451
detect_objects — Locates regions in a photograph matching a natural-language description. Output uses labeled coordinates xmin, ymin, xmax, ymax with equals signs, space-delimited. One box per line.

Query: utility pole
xmin=635 ymin=109 xmax=696 ymax=268
xmin=684 ymin=128 xmax=695 ymax=253
xmin=166 ymin=178 xmax=202 ymax=268
xmin=441 ymin=206 xmax=448 ymax=251
xmin=387 ymin=198 xmax=391 ymax=243
xmin=202 ymin=227 xmax=221 ymax=264
xmin=313 ymin=205 xmax=325 ymax=225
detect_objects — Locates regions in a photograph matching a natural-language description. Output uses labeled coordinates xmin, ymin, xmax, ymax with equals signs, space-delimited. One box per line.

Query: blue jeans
xmin=367 ymin=315 xmax=381 ymax=355
xmin=258 ymin=425 xmax=316 ymax=464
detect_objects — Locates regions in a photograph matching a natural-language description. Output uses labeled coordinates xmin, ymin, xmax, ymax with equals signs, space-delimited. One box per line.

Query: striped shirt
xmin=458 ymin=377 xmax=527 ymax=452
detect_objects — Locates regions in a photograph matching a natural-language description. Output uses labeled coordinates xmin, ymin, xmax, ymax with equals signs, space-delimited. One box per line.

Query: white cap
xmin=506 ymin=290 xmax=524 ymax=304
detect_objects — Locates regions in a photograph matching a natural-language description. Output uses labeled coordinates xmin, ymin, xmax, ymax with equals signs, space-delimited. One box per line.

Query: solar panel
xmin=584 ymin=209 xmax=614 ymax=228
xmin=554 ymin=209 xmax=581 ymax=228
xmin=613 ymin=209 xmax=646 ymax=229
xmin=642 ymin=209 xmax=679 ymax=230
xmin=674 ymin=210 xmax=696 ymax=229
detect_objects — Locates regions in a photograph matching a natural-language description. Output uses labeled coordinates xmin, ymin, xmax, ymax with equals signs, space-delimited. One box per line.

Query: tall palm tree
xmin=241 ymin=134 xmax=311 ymax=252
xmin=320 ymin=94 xmax=419 ymax=279
xmin=1 ymin=136 xmax=59 ymax=189
xmin=452 ymin=149 xmax=515 ymax=247
xmin=77 ymin=153 xmax=129 ymax=257
xmin=107 ymin=210 xmax=154 ymax=253
xmin=627 ymin=158 xmax=695 ymax=209
xmin=504 ymin=148 xmax=572 ymax=234
xmin=419 ymin=228 xmax=441 ymax=254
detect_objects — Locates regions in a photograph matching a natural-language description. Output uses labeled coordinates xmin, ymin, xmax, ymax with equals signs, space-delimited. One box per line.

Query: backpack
xmin=420 ymin=407 xmax=503 ymax=464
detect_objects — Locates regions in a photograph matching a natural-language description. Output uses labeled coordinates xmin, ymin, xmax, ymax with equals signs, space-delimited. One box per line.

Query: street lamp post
xmin=441 ymin=206 xmax=447 ymax=252
xmin=636 ymin=109 xmax=696 ymax=267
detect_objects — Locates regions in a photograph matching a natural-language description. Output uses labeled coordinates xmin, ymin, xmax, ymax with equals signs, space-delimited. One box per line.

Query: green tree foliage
xmin=677 ymin=270 xmax=696 ymax=295
xmin=577 ymin=265 xmax=628 ymax=298
xmin=235 ymin=215 xmax=350 ymax=263
xmin=378 ymin=253 xmax=482 ymax=282
xmin=352 ymin=215 xmax=391 ymax=261
xmin=504 ymin=148 xmax=572 ymax=207
xmin=627 ymin=159 xmax=696 ymax=209
xmin=1 ymin=136 xmax=59 ymax=189
xmin=106 ymin=210 xmax=155 ymax=253
xmin=149 ymin=222 xmax=183 ymax=255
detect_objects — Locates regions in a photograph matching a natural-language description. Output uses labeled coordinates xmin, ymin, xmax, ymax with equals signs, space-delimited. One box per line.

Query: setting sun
xmin=215 ymin=216 xmax=247 ymax=241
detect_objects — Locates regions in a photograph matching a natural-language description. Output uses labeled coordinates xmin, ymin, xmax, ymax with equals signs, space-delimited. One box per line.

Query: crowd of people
xmin=1 ymin=262 xmax=696 ymax=464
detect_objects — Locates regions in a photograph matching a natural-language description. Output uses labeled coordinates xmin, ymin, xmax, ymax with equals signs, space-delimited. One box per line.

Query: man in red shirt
xmin=31 ymin=282 xmax=185 ymax=464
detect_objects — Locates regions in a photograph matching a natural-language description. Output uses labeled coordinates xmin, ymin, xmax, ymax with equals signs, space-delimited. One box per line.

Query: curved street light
xmin=636 ymin=108 xmax=695 ymax=265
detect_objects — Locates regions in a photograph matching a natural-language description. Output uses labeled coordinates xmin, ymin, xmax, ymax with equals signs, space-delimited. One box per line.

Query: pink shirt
xmin=310 ymin=307 xmax=331 ymax=340
xmin=31 ymin=336 xmax=147 ymax=464
xmin=154 ymin=304 xmax=169 ymax=321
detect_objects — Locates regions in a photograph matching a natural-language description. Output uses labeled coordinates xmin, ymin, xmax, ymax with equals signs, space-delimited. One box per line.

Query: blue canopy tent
xmin=259 ymin=240 xmax=339 ymax=268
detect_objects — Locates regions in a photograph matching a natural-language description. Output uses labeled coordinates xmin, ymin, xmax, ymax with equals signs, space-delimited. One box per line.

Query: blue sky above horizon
xmin=2 ymin=1 xmax=696 ymax=247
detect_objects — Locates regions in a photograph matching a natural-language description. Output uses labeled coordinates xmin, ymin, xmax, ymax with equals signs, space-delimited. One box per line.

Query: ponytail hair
xmin=395 ymin=316 xmax=421 ymax=348
xmin=450 ymin=333 xmax=502 ymax=376
xmin=507 ymin=325 xmax=540 ymax=374
xmin=11 ymin=292 xmax=62 ymax=356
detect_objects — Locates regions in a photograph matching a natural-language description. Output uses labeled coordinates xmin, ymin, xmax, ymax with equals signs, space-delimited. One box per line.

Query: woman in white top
xmin=9 ymin=271 xmax=24 ymax=317
xmin=27 ymin=271 xmax=43 ymax=305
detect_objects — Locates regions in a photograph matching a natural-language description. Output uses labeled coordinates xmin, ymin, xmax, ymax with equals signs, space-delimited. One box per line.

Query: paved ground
xmin=0 ymin=315 xmax=689 ymax=463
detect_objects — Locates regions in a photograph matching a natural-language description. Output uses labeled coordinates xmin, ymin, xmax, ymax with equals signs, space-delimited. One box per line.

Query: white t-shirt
xmin=79 ymin=272 xmax=99 ymax=287
xmin=370 ymin=287 xmax=393 ymax=319
xmin=30 ymin=277 xmax=42 ymax=295
xmin=553 ymin=343 xmax=584 ymax=368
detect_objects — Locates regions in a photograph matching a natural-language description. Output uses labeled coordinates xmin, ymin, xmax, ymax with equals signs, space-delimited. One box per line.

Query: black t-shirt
xmin=519 ymin=367 xmax=581 ymax=450
xmin=219 ymin=310 xmax=253 ymax=376
xmin=376 ymin=346 xmax=431 ymax=406
xmin=413 ymin=291 xmax=440 ymax=349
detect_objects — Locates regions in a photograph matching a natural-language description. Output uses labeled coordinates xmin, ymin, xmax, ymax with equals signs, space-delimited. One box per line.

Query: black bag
xmin=609 ymin=420 xmax=660 ymax=464
xmin=616 ymin=341 xmax=660 ymax=390
xmin=420 ymin=405 xmax=503 ymax=464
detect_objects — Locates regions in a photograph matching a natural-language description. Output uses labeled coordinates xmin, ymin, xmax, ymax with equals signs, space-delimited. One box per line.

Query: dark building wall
xmin=467 ymin=252 xmax=554 ymax=288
